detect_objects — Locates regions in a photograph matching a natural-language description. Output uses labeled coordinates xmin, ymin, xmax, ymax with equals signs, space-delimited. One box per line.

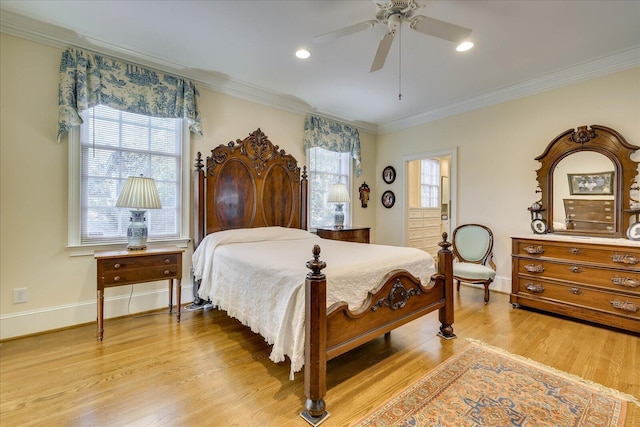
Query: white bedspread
xmin=192 ymin=227 xmax=435 ymax=379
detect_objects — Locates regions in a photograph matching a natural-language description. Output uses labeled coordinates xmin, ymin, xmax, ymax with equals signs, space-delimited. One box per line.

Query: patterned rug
xmin=354 ymin=340 xmax=638 ymax=427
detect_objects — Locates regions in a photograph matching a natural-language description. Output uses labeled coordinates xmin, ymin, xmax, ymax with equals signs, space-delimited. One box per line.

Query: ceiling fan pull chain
xmin=398 ymin=22 xmax=402 ymax=101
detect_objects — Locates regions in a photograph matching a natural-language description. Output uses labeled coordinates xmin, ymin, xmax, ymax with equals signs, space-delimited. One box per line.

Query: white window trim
xmin=67 ymin=123 xmax=191 ymax=256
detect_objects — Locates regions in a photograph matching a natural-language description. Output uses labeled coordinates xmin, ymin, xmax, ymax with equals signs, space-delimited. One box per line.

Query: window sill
xmin=66 ymin=238 xmax=191 ymax=257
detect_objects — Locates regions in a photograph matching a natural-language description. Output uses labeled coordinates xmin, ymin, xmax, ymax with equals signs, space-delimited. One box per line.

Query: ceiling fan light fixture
xmin=295 ymin=49 xmax=311 ymax=59
xmin=456 ymin=41 xmax=474 ymax=52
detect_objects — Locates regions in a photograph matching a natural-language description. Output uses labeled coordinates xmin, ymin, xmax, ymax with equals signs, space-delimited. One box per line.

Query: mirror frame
xmin=535 ymin=124 xmax=639 ymax=238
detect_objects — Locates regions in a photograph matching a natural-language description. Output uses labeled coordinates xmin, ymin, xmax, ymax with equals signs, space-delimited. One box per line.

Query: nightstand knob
xmin=163 ymin=258 xmax=170 ymax=264
xmin=163 ymin=269 xmax=170 ymax=275
xmin=114 ymin=263 xmax=121 ymax=269
xmin=114 ymin=276 xmax=121 ymax=282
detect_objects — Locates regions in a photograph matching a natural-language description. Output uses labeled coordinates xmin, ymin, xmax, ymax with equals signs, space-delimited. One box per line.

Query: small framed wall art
xmin=382 ymin=166 xmax=396 ymax=184
xmin=381 ymin=190 xmax=395 ymax=208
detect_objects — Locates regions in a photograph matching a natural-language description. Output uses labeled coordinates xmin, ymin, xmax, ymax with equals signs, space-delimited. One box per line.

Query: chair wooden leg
xmin=456 ymin=279 xmax=460 ymax=291
xmin=483 ymin=281 xmax=491 ymax=304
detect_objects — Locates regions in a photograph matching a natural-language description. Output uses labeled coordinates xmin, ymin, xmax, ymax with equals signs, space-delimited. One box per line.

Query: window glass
xmin=78 ymin=105 xmax=182 ymax=245
xmin=421 ymin=159 xmax=441 ymax=208
xmin=308 ymin=147 xmax=351 ymax=228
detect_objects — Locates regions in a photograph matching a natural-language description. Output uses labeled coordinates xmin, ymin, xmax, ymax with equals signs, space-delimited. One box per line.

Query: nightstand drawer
xmin=102 ymin=265 xmax=179 ymax=286
xmin=101 ymin=254 xmax=178 ymax=272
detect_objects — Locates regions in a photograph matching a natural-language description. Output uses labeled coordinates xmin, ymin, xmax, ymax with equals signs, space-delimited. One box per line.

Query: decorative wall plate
xmin=627 ymin=222 xmax=640 ymax=240
xmin=382 ymin=190 xmax=395 ymax=208
xmin=531 ymin=218 xmax=548 ymax=234
xmin=382 ymin=166 xmax=396 ymax=184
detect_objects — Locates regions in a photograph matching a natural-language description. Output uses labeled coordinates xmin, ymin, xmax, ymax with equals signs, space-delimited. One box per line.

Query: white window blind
xmin=308 ymin=147 xmax=351 ymax=229
xmin=78 ymin=105 xmax=183 ymax=245
xmin=421 ymin=159 xmax=441 ymax=208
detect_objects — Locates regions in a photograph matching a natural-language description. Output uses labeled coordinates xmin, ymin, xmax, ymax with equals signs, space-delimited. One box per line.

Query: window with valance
xmin=59 ymin=47 xmax=198 ymax=247
xmin=304 ymin=115 xmax=362 ymax=229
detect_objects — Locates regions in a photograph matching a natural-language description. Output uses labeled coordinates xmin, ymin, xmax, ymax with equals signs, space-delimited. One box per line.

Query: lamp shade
xmin=116 ymin=176 xmax=162 ymax=209
xmin=327 ymin=184 xmax=350 ymax=204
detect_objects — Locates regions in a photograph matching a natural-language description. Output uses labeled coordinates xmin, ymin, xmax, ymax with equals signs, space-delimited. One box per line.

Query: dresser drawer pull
xmin=611 ymin=254 xmax=639 ymax=265
xmin=570 ymin=248 xmax=581 ymax=255
xmin=524 ymin=245 xmax=544 ymax=254
xmin=114 ymin=276 xmax=121 ymax=282
xmin=524 ymin=264 xmax=545 ymax=273
xmin=164 ymin=258 xmax=170 ymax=264
xmin=163 ymin=269 xmax=170 ymax=275
xmin=526 ymin=283 xmax=544 ymax=293
xmin=569 ymin=287 xmax=582 ymax=295
xmin=569 ymin=266 xmax=583 ymax=273
xmin=114 ymin=263 xmax=121 ymax=269
xmin=611 ymin=277 xmax=639 ymax=288
xmin=610 ymin=300 xmax=639 ymax=313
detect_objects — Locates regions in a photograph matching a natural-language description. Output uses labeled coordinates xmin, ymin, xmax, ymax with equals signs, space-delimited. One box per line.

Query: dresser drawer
xmin=408 ymin=229 xmax=423 ymax=240
xmin=423 ymin=225 xmax=441 ymax=238
xmin=407 ymin=238 xmax=425 ymax=249
xmin=407 ymin=219 xmax=423 ymax=229
xmin=408 ymin=209 xmax=423 ymax=219
xmin=514 ymin=240 xmax=640 ymax=270
xmin=515 ymin=258 xmax=640 ymax=294
xmin=515 ymin=277 xmax=640 ymax=319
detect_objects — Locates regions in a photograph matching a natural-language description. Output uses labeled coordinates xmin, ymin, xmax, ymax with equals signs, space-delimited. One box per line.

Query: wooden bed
xmin=193 ymin=128 xmax=455 ymax=425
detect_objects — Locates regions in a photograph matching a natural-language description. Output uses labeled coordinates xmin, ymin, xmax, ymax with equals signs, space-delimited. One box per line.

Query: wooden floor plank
xmin=1 ymin=290 xmax=638 ymax=426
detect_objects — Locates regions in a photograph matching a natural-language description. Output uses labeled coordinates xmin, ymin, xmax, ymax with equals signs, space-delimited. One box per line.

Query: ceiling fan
xmin=313 ymin=0 xmax=473 ymax=72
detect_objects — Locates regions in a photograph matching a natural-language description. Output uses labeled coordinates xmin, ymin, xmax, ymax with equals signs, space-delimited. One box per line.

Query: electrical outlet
xmin=13 ymin=288 xmax=27 ymax=303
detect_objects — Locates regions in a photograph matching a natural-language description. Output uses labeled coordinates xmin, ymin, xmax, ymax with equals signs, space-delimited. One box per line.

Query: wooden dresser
xmin=407 ymin=207 xmax=441 ymax=258
xmin=563 ymin=199 xmax=614 ymax=232
xmin=511 ymin=235 xmax=639 ymax=333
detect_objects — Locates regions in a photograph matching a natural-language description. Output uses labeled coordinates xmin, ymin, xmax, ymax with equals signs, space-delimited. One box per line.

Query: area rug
xmin=354 ymin=340 xmax=638 ymax=427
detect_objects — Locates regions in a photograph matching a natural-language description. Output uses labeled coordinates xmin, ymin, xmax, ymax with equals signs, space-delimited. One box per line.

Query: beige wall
xmin=375 ymin=68 xmax=640 ymax=293
xmin=0 ymin=34 xmax=376 ymax=339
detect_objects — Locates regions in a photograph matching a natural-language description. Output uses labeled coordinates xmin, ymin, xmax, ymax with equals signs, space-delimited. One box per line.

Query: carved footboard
xmin=301 ymin=234 xmax=455 ymax=424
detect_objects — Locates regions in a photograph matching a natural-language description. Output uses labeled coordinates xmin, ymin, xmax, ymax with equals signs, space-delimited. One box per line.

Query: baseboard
xmin=459 ymin=275 xmax=511 ymax=295
xmin=0 ymin=284 xmax=194 ymax=340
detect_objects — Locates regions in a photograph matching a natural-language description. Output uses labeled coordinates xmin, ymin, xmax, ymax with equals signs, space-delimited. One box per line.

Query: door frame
xmin=401 ymin=147 xmax=458 ymax=247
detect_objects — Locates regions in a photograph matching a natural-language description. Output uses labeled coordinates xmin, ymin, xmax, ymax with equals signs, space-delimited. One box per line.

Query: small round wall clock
xmin=382 ymin=190 xmax=395 ymax=208
xmin=382 ymin=166 xmax=396 ymax=184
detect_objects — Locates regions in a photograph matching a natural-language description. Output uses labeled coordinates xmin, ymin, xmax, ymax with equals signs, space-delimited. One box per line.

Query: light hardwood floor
xmin=1 ymin=289 xmax=638 ymax=426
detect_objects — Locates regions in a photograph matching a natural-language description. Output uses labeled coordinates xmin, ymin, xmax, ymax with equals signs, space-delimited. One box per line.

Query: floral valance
xmin=57 ymin=47 xmax=202 ymax=142
xmin=303 ymin=115 xmax=361 ymax=176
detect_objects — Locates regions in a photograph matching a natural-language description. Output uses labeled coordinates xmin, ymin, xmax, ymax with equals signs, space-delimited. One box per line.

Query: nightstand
xmin=316 ymin=226 xmax=370 ymax=243
xmin=94 ymin=245 xmax=184 ymax=340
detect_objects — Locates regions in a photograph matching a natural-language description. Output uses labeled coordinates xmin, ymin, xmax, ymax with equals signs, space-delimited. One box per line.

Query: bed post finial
xmin=302 ymin=244 xmax=329 ymax=425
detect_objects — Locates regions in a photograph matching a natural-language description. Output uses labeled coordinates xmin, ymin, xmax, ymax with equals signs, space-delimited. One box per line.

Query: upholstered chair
xmin=452 ymin=224 xmax=496 ymax=304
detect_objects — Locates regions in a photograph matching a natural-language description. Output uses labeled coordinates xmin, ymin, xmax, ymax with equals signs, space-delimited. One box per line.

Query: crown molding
xmin=378 ymin=47 xmax=640 ymax=134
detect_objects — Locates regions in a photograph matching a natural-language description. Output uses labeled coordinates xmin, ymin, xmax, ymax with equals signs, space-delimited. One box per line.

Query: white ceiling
xmin=1 ymin=0 xmax=639 ymax=133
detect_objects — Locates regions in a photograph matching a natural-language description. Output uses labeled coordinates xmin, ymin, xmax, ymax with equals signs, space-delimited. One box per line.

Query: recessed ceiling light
xmin=456 ymin=41 xmax=474 ymax=52
xmin=296 ymin=49 xmax=311 ymax=59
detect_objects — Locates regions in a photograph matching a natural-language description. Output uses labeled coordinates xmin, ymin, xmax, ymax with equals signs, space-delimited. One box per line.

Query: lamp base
xmin=127 ymin=210 xmax=148 ymax=250
xmin=333 ymin=204 xmax=345 ymax=229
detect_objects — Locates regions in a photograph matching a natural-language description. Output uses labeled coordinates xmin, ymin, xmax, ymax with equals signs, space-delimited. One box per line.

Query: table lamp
xmin=116 ymin=175 xmax=162 ymax=250
xmin=327 ymin=183 xmax=350 ymax=229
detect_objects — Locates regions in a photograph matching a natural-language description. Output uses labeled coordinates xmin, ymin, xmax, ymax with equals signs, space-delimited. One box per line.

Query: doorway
xmin=402 ymin=148 xmax=457 ymax=250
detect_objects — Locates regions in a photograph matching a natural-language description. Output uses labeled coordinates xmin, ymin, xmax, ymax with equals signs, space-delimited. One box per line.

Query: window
xmin=308 ymin=147 xmax=351 ymax=229
xmin=69 ymin=105 xmax=189 ymax=247
xmin=420 ymin=159 xmax=441 ymax=208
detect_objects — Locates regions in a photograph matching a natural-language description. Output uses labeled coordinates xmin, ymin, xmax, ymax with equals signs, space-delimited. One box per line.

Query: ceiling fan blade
xmin=409 ymin=15 xmax=472 ymax=43
xmin=370 ymin=31 xmax=395 ymax=72
xmin=313 ymin=20 xmax=378 ymax=43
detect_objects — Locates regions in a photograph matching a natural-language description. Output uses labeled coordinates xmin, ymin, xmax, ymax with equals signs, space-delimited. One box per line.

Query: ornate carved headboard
xmin=193 ymin=129 xmax=308 ymax=248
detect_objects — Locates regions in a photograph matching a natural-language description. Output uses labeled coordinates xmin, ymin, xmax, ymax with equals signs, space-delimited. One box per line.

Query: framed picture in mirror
xmin=567 ymin=171 xmax=614 ymax=195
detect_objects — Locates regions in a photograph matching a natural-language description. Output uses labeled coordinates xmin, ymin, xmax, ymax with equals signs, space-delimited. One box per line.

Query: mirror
xmin=551 ymin=152 xmax=615 ymax=234
xmin=534 ymin=125 xmax=639 ymax=239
